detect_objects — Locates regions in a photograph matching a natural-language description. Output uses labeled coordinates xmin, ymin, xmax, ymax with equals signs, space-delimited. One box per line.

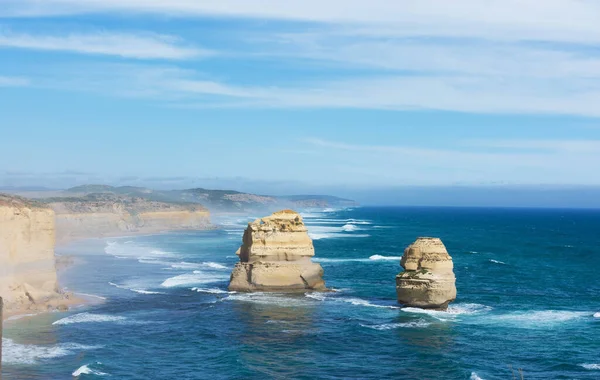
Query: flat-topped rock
xmin=396 ymin=237 xmax=456 ymax=310
xmin=229 ymin=210 xmax=326 ymax=292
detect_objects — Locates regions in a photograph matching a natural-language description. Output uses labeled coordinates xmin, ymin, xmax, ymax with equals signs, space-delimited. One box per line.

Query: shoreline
xmin=4 ymin=226 xmax=220 ymax=321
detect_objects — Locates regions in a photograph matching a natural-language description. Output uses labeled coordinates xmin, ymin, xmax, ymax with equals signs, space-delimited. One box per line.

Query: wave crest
xmin=2 ymin=338 xmax=101 ymax=365
xmin=73 ymin=363 xmax=108 ymax=376
xmin=53 ymin=312 xmax=127 ymax=325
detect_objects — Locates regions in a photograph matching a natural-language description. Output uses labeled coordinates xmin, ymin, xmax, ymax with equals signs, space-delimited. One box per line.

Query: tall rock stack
xmin=0 ymin=194 xmax=70 ymax=316
xmin=396 ymin=237 xmax=456 ymax=310
xmin=228 ymin=210 xmax=326 ymax=292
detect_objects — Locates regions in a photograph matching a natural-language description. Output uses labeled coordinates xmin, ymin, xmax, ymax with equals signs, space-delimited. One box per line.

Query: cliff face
xmin=0 ymin=195 xmax=69 ymax=315
xmin=229 ymin=210 xmax=326 ymax=292
xmin=47 ymin=194 xmax=211 ymax=243
xmin=396 ymin=237 xmax=457 ymax=310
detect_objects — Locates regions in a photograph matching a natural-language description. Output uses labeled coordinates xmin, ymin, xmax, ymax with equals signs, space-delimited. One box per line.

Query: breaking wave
xmin=73 ymin=363 xmax=108 ymax=377
xmin=225 ymin=293 xmax=315 ymax=307
xmin=360 ymin=320 xmax=431 ymax=330
xmin=489 ymin=259 xmax=506 ymax=265
xmin=341 ymin=297 xmax=401 ymax=309
xmin=109 ymin=282 xmax=165 ymax=295
xmin=191 ymin=287 xmax=230 ymax=294
xmin=304 ymin=293 xmax=400 ymax=309
xmin=2 ymin=338 xmax=101 ymax=365
xmin=402 ymin=303 xmax=492 ymax=321
xmin=369 ymin=255 xmax=401 ymax=261
xmin=486 ymin=310 xmax=590 ymax=327
xmin=580 ymin=364 xmax=600 ymax=370
xmin=161 ymin=271 xmax=229 ymax=288
xmin=309 ymin=233 xmax=370 ymax=240
xmin=105 ymin=241 xmax=176 ymax=260
xmin=53 ymin=312 xmax=127 ymax=325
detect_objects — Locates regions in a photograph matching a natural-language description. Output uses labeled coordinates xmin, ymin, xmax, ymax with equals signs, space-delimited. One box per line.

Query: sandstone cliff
xmin=47 ymin=193 xmax=211 ymax=243
xmin=0 ymin=194 xmax=72 ymax=316
xmin=229 ymin=210 xmax=326 ymax=292
xmin=396 ymin=237 xmax=457 ymax=310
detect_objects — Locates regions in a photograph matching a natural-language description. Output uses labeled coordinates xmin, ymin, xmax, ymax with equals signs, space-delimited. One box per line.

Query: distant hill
xmin=54 ymin=185 xmax=357 ymax=212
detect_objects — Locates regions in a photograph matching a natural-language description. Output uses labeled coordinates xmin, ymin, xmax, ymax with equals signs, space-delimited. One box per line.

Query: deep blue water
xmin=3 ymin=207 xmax=600 ymax=379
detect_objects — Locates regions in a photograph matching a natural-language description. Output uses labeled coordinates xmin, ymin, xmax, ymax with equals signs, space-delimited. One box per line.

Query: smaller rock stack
xmin=396 ymin=237 xmax=457 ymax=310
xmin=228 ymin=210 xmax=326 ymax=292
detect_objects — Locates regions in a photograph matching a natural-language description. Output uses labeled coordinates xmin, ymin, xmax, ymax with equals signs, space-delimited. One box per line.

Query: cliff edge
xmin=46 ymin=193 xmax=211 ymax=244
xmin=0 ymin=194 xmax=73 ymax=317
xmin=229 ymin=210 xmax=326 ymax=292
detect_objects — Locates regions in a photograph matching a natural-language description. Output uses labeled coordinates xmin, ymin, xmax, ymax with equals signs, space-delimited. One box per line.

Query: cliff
xmin=46 ymin=193 xmax=211 ymax=243
xmin=396 ymin=237 xmax=457 ymax=310
xmin=229 ymin=210 xmax=326 ymax=292
xmin=0 ymin=194 xmax=72 ymax=316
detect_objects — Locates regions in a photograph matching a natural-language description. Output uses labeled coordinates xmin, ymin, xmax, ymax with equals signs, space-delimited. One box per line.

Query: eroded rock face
xmin=228 ymin=210 xmax=326 ymax=292
xmin=49 ymin=195 xmax=211 ymax=243
xmin=396 ymin=237 xmax=456 ymax=310
xmin=0 ymin=194 xmax=72 ymax=316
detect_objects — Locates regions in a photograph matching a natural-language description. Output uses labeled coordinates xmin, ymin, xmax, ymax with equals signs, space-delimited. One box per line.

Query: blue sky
xmin=2 ymin=1 xmax=600 ymax=200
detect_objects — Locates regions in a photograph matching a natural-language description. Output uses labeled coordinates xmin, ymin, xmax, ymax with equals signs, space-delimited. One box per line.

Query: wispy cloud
xmin=0 ymin=31 xmax=211 ymax=60
xmin=16 ymin=62 xmax=600 ymax=116
xmin=0 ymin=75 xmax=29 ymax=86
xmin=2 ymin=1 xmax=600 ymax=116
xmin=5 ymin=0 xmax=600 ymax=45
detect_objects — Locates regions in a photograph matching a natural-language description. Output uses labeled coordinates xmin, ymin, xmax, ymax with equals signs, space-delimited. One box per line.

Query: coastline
xmin=4 ymin=224 xmax=218 ymax=322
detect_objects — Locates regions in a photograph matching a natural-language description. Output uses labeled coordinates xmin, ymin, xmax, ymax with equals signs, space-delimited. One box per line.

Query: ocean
xmin=2 ymin=207 xmax=599 ymax=379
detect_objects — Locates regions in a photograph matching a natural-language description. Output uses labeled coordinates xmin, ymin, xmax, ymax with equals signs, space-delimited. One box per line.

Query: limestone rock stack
xmin=396 ymin=237 xmax=456 ymax=310
xmin=228 ymin=210 xmax=326 ymax=292
xmin=0 ymin=194 xmax=71 ymax=316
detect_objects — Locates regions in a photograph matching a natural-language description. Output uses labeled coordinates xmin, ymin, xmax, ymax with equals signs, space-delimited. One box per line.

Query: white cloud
xmin=4 ymin=0 xmax=600 ymax=44
xmin=23 ymin=63 xmax=600 ymax=116
xmin=3 ymin=1 xmax=600 ymax=116
xmin=0 ymin=31 xmax=211 ymax=59
xmin=0 ymin=75 xmax=29 ymax=86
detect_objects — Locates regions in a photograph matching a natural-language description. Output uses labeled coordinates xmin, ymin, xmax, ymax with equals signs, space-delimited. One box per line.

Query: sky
xmin=2 ymin=1 xmax=600 ymax=205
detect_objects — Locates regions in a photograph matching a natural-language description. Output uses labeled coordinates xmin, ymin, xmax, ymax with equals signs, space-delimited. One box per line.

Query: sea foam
xmin=360 ymin=320 xmax=431 ymax=330
xmin=225 ymin=293 xmax=315 ymax=307
xmin=191 ymin=287 xmax=230 ymax=294
xmin=341 ymin=297 xmax=401 ymax=309
xmin=402 ymin=303 xmax=492 ymax=321
xmin=488 ymin=310 xmax=589 ymax=327
xmin=369 ymin=255 xmax=402 ymax=261
xmin=161 ymin=271 xmax=229 ymax=288
xmin=73 ymin=363 xmax=108 ymax=376
xmin=580 ymin=364 xmax=600 ymax=370
xmin=109 ymin=282 xmax=165 ymax=295
xmin=53 ymin=312 xmax=127 ymax=325
xmin=2 ymin=338 xmax=101 ymax=365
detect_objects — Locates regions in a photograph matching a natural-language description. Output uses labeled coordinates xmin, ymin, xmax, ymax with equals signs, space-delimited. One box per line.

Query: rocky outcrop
xmin=396 ymin=237 xmax=456 ymax=310
xmin=47 ymin=194 xmax=211 ymax=243
xmin=0 ymin=194 xmax=73 ymax=317
xmin=229 ymin=210 xmax=326 ymax=292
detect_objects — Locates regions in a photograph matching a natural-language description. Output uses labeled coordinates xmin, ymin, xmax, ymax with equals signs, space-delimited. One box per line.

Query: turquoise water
xmin=3 ymin=207 xmax=600 ymax=379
